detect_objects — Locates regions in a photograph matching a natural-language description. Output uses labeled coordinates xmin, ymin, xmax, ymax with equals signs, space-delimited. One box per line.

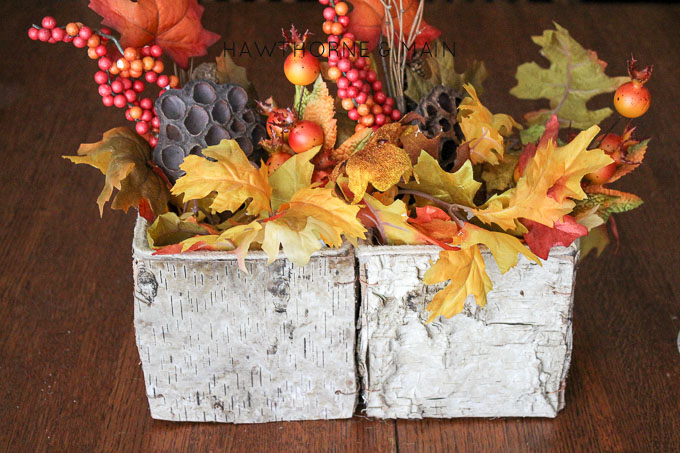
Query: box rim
xmin=132 ymin=216 xmax=353 ymax=261
xmin=354 ymin=240 xmax=579 ymax=258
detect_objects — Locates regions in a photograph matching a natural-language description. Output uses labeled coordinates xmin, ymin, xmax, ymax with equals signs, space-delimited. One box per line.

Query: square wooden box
xmin=356 ymin=243 xmax=579 ymax=418
xmin=131 ymin=218 xmax=358 ymax=423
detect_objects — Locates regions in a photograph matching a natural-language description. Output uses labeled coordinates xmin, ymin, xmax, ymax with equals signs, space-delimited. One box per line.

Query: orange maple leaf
xmin=88 ymin=0 xmax=220 ymax=68
xmin=347 ymin=0 xmax=441 ymax=51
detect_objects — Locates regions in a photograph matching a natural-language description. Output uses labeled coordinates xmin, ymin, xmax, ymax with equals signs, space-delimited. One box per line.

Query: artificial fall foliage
xmin=88 ymin=0 xmax=220 ymax=68
xmin=35 ymin=0 xmax=650 ymax=323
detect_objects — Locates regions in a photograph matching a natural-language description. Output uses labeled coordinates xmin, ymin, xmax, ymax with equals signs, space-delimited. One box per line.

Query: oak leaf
xmin=457 ymin=223 xmax=540 ymax=273
xmin=64 ymin=127 xmax=170 ymax=216
xmin=423 ymin=247 xmax=492 ymax=321
xmin=473 ymin=126 xmax=610 ymax=230
xmin=458 ymin=84 xmax=521 ymax=165
xmin=360 ymin=194 xmax=428 ymax=245
xmin=262 ymin=187 xmax=365 ymax=266
xmin=171 ymin=140 xmax=272 ymax=216
xmin=510 ymin=23 xmax=628 ymax=128
xmin=609 ymin=139 xmax=649 ymax=183
xmin=88 ymin=0 xmax=220 ymax=68
xmin=269 ymin=147 xmax=320 ymax=211
xmin=146 ymin=212 xmax=213 ymax=248
xmin=408 ymin=206 xmax=459 ymax=244
xmin=400 ymin=151 xmax=480 ymax=207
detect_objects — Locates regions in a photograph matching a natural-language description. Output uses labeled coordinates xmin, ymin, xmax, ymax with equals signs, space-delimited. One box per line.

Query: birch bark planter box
xmin=131 ymin=218 xmax=358 ymax=423
xmin=356 ymin=243 xmax=579 ymax=419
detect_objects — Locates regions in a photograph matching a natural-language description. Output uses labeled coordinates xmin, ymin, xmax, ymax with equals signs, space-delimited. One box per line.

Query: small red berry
xmin=48 ymin=38 xmax=56 ymax=44
xmin=354 ymin=57 xmax=366 ymax=69
xmin=141 ymin=109 xmax=153 ymax=122
xmin=391 ymin=109 xmax=401 ymax=121
xmin=149 ymin=136 xmax=158 ymax=147
xmin=374 ymin=92 xmax=386 ymax=104
xmin=157 ymin=75 xmax=169 ymax=87
xmin=355 ymin=92 xmax=367 ymax=104
xmin=375 ymin=113 xmax=386 ymax=126
xmin=348 ymin=108 xmax=359 ymax=121
xmin=351 ymin=79 xmax=363 ymax=89
xmin=102 ymin=95 xmax=114 ymax=107
xmin=337 ymin=77 xmax=350 ymax=89
xmin=28 ymin=28 xmax=39 ymax=40
xmin=136 ymin=121 xmax=150 ymax=135
xmin=144 ymin=71 xmax=158 ymax=83
xmin=98 ymin=84 xmax=112 ymax=97
xmin=41 ymin=16 xmax=56 ymax=29
xmin=150 ymin=45 xmax=163 ymax=57
xmin=113 ymin=94 xmax=127 ymax=108
xmin=384 ymin=97 xmax=394 ymax=106
xmin=100 ymin=27 xmax=111 ymax=35
xmin=63 ymin=35 xmax=73 ymax=43
xmin=361 ymin=84 xmax=371 ymax=93
xmin=337 ymin=59 xmax=351 ymax=72
xmin=133 ymin=80 xmax=145 ymax=92
xmin=372 ymin=80 xmax=383 ymax=92
xmin=125 ymin=110 xmax=133 ymax=121
xmin=78 ymin=26 xmax=93 ymax=40
xmin=346 ymin=69 xmax=359 ymax=82
xmin=94 ymin=71 xmax=108 ymax=84
xmin=110 ymin=80 xmax=124 ymax=93
xmin=141 ymin=46 xmax=151 ymax=57
xmin=337 ymin=88 xmax=348 ymax=98
xmin=347 ymin=87 xmax=359 ymax=98
xmin=38 ymin=28 xmax=51 ymax=42
xmin=139 ymin=98 xmax=153 ymax=110
xmin=366 ymin=70 xmax=377 ymax=82
xmin=151 ymin=116 xmax=160 ymax=128
xmin=382 ymin=104 xmax=393 ymax=115
xmin=319 ymin=0 xmax=330 ymax=5
xmin=338 ymin=16 xmax=350 ymax=27
xmin=95 ymin=45 xmax=107 ymax=57
xmin=124 ymin=89 xmax=137 ymax=103
xmin=73 ymin=36 xmax=87 ymax=48
xmin=122 ymin=78 xmax=132 ymax=90
xmin=51 ymin=28 xmax=65 ymax=42
xmin=323 ymin=7 xmax=336 ymax=21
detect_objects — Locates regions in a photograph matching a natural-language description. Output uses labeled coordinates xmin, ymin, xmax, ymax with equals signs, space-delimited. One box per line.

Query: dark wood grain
xmin=1 ymin=1 xmax=679 ymax=452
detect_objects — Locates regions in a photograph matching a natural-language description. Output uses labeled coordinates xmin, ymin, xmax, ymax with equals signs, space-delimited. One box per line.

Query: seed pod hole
xmin=230 ymin=118 xmax=246 ymax=135
xmin=241 ymin=110 xmax=255 ymax=123
xmin=236 ymin=137 xmax=253 ymax=155
xmin=227 ymin=86 xmax=248 ymax=112
xmin=185 ymin=106 xmax=209 ymax=135
xmin=205 ymin=125 xmax=230 ymax=146
xmin=160 ymin=145 xmax=185 ymax=170
xmin=161 ymin=95 xmax=185 ymax=120
xmin=166 ymin=124 xmax=182 ymax=141
xmin=192 ymin=82 xmax=217 ymax=104
xmin=212 ymin=101 xmax=231 ymax=125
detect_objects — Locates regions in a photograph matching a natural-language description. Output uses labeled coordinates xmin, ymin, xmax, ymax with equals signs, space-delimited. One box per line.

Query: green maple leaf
xmin=510 ymin=23 xmax=629 ymax=129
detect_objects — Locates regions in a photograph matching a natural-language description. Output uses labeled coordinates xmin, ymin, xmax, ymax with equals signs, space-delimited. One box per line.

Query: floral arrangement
xmin=28 ymin=0 xmax=652 ymax=321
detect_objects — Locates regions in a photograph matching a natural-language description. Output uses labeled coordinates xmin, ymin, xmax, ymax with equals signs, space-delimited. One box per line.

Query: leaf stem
xmin=398 ymin=189 xmax=472 ymax=226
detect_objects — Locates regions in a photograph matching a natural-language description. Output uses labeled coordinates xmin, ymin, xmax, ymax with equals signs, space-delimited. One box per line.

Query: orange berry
xmin=322 ymin=21 xmax=334 ymax=35
xmin=327 ymin=66 xmax=342 ymax=80
xmin=340 ymin=37 xmax=354 ymax=50
xmin=357 ymin=103 xmax=370 ymax=116
xmin=87 ymin=47 xmax=99 ymax=60
xmin=116 ymin=58 xmax=130 ymax=71
xmin=129 ymin=106 xmax=143 ymax=119
xmin=124 ymin=47 xmax=138 ymax=61
xmin=109 ymin=65 xmax=120 ymax=75
xmin=142 ymin=56 xmax=155 ymax=71
xmin=152 ymin=60 xmax=164 ymax=73
xmin=355 ymin=123 xmax=366 ymax=132
xmin=365 ymin=96 xmax=374 ymax=107
xmin=129 ymin=69 xmax=143 ymax=79
xmin=65 ymin=23 xmax=80 ymax=37
xmin=130 ymin=59 xmax=143 ymax=72
xmin=169 ymin=75 xmax=179 ymax=88
xmin=335 ymin=2 xmax=349 ymax=15
xmin=361 ymin=114 xmax=375 ymax=127
xmin=87 ymin=35 xmax=100 ymax=48
xmin=120 ymin=70 xmax=130 ymax=79
xmin=341 ymin=98 xmax=355 ymax=111
xmin=372 ymin=104 xmax=382 ymax=115
xmin=331 ymin=22 xmax=344 ymax=36
xmin=319 ymin=44 xmax=330 ymax=58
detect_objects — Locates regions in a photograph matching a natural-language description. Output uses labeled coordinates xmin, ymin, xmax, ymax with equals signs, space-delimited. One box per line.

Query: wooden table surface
xmin=1 ymin=1 xmax=679 ymax=451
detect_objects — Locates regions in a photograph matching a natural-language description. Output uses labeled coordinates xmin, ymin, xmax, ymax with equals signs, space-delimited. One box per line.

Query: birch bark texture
xmin=131 ymin=218 xmax=358 ymax=423
xmin=356 ymin=243 xmax=578 ymax=419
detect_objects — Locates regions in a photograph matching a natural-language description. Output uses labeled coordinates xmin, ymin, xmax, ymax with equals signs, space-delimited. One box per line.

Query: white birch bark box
xmin=131 ymin=217 xmax=358 ymax=423
xmin=356 ymin=243 xmax=579 ymax=419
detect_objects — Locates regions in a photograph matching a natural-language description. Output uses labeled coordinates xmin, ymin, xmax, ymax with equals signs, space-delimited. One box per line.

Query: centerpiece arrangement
xmin=28 ymin=0 xmax=652 ymax=422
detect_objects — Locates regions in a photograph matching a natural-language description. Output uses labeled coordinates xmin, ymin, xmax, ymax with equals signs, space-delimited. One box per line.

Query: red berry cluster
xmin=28 ymin=16 xmax=181 ymax=146
xmin=319 ymin=0 xmax=401 ymax=131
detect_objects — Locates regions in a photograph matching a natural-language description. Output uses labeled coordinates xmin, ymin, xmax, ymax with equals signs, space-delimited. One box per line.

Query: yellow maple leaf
xmin=269 ymin=146 xmax=320 ymax=211
xmin=171 ymin=140 xmax=272 ymax=216
xmin=345 ymin=133 xmax=413 ymax=204
xmin=457 ymin=223 xmax=540 ymax=273
xmin=423 ymin=246 xmax=493 ymax=321
xmin=262 ymin=187 xmax=365 ymax=266
xmin=472 ymin=126 xmax=610 ymax=230
xmin=64 ymin=127 xmax=170 ymax=216
xmin=458 ymin=84 xmax=521 ymax=165
xmin=362 ymin=194 xmax=428 ymax=245
xmin=302 ymin=76 xmax=337 ymax=151
xmin=399 ymin=151 xmax=480 ymax=207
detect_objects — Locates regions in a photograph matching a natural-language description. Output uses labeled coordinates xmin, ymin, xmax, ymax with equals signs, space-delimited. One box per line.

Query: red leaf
xmin=517 ymin=115 xmax=560 ymax=178
xmin=88 ymin=0 xmax=220 ymax=68
xmin=521 ymin=215 xmax=587 ymax=260
xmin=152 ymin=237 xmax=216 ymax=255
xmin=347 ymin=0 xmax=441 ymax=52
xmin=408 ymin=206 xmax=459 ymax=247
xmin=137 ymin=197 xmax=155 ymax=223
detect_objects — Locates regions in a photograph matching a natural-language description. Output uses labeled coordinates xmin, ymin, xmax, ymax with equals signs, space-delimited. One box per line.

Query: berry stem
xmin=96 ymin=31 xmax=124 ymax=55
